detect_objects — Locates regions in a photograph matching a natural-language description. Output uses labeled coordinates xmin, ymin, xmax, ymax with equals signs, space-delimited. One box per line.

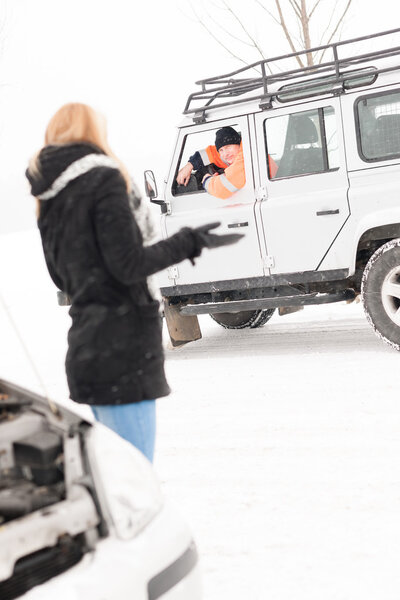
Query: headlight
xmin=85 ymin=423 xmax=163 ymax=540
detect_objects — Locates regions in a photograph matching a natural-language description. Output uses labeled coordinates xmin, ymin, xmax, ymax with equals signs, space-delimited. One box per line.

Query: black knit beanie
xmin=215 ymin=126 xmax=241 ymax=151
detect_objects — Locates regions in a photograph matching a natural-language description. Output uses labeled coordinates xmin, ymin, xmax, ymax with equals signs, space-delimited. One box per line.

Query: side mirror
xmin=144 ymin=170 xmax=158 ymax=200
xmin=144 ymin=169 xmax=168 ymax=213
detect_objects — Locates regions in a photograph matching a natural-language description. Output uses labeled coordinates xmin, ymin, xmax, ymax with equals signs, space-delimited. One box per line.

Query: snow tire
xmin=361 ymin=238 xmax=400 ymax=351
xmin=210 ymin=308 xmax=275 ymax=330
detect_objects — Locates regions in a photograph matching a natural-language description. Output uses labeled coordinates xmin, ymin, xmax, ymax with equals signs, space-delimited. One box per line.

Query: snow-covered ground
xmin=1 ymin=230 xmax=400 ymax=600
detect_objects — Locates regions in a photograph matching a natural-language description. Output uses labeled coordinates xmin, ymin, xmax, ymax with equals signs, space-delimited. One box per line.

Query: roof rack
xmin=184 ymin=28 xmax=400 ymax=122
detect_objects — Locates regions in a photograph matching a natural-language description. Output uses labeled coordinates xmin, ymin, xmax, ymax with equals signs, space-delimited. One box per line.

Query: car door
xmin=161 ymin=116 xmax=265 ymax=286
xmin=254 ymin=98 xmax=350 ymax=275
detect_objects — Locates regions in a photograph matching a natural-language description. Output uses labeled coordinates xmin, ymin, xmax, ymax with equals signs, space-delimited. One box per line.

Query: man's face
xmin=218 ymin=144 xmax=240 ymax=165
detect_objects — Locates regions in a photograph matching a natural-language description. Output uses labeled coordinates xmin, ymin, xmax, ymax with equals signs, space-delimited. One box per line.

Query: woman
xmin=26 ymin=103 xmax=241 ymax=462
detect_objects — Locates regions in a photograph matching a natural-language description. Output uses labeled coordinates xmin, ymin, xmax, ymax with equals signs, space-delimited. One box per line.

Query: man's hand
xmin=176 ymin=162 xmax=193 ymax=186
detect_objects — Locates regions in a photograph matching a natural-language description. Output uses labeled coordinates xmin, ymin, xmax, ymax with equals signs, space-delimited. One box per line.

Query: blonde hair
xmin=31 ymin=102 xmax=131 ymax=192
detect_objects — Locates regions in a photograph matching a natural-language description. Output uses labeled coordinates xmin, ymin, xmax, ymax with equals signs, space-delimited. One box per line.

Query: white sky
xmin=0 ymin=0 xmax=399 ymax=233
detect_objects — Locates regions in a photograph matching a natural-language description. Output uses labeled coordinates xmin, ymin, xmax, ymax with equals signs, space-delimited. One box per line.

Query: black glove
xmin=193 ymin=222 xmax=244 ymax=249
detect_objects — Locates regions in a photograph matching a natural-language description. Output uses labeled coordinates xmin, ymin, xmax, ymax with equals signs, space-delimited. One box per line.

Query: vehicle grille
xmin=0 ymin=536 xmax=83 ymax=600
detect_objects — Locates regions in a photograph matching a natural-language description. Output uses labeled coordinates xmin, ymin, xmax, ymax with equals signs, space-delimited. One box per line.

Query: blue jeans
xmin=92 ymin=400 xmax=156 ymax=462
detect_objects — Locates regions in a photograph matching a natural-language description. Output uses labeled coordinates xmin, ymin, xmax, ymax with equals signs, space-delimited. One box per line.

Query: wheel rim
xmin=381 ymin=265 xmax=400 ymax=326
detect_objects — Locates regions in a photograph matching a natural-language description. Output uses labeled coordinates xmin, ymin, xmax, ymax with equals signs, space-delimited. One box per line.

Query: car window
xmin=356 ymin=90 xmax=400 ymax=161
xmin=172 ymin=125 xmax=240 ymax=196
xmin=264 ymin=106 xmax=339 ymax=179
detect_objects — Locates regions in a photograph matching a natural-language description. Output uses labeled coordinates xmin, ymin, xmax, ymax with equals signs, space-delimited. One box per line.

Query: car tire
xmin=210 ymin=309 xmax=275 ymax=330
xmin=361 ymin=238 xmax=400 ymax=351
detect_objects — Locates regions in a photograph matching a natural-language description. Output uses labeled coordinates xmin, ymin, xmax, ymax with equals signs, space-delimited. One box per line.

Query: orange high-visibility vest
xmin=200 ymin=145 xmax=228 ymax=170
xmin=203 ymin=144 xmax=245 ymax=200
xmin=200 ymin=144 xmax=277 ymax=198
xmin=269 ymin=155 xmax=278 ymax=178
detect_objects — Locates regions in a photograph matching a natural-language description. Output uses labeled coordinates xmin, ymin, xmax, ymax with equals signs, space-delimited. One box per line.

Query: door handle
xmin=316 ymin=209 xmax=340 ymax=216
xmin=228 ymin=222 xmax=249 ymax=228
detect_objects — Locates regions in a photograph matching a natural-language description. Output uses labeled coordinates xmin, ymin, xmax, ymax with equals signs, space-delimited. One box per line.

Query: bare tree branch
xmin=275 ymin=0 xmax=304 ymax=67
xmin=289 ymin=0 xmax=302 ymax=20
xmin=300 ymin=0 xmax=313 ymax=65
xmin=189 ymin=2 xmax=257 ymax=70
xmin=315 ymin=0 xmax=339 ymax=54
xmin=291 ymin=0 xmax=302 ymax=12
xmin=255 ymin=0 xmax=308 ymax=72
xmin=318 ymin=0 xmax=353 ymax=62
xmin=222 ymin=0 xmax=266 ymax=61
xmin=254 ymin=0 xmax=281 ymax=26
xmin=202 ymin=1 xmax=255 ymax=48
xmin=219 ymin=0 xmax=278 ymax=75
xmin=324 ymin=0 xmax=352 ymax=45
xmin=208 ymin=0 xmax=226 ymax=8
xmin=288 ymin=0 xmax=304 ymax=50
xmin=308 ymin=0 xmax=323 ymax=19
xmin=189 ymin=0 xmax=354 ymax=74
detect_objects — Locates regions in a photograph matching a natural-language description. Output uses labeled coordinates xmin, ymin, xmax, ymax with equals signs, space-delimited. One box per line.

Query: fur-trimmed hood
xmin=26 ymin=142 xmax=108 ymax=199
xmin=27 ymin=142 xmax=162 ymax=303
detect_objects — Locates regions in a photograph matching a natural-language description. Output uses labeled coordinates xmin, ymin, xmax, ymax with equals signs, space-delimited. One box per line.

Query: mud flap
xmin=278 ymin=306 xmax=304 ymax=316
xmin=163 ymin=299 xmax=202 ymax=347
xmin=57 ymin=291 xmax=72 ymax=306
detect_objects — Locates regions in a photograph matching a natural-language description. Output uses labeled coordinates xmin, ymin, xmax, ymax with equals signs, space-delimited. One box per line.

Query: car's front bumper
xmin=18 ymin=500 xmax=202 ymax=600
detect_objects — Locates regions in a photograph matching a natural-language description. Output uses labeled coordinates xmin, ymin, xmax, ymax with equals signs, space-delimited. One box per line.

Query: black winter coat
xmin=26 ymin=143 xmax=202 ymax=406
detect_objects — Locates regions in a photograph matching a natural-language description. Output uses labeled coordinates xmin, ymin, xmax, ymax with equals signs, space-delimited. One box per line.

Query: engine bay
xmin=0 ymin=390 xmax=66 ymax=524
xmin=0 ymin=380 xmax=101 ymax=599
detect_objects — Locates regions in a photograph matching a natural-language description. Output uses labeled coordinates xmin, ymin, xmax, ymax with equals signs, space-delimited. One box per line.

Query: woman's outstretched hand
xmin=193 ymin=222 xmax=244 ymax=248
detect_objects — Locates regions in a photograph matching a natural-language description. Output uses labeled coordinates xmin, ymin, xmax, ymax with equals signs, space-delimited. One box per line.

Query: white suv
xmin=145 ymin=28 xmax=400 ymax=351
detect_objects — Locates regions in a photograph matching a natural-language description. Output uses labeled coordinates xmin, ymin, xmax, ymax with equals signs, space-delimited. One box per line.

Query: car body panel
xmin=0 ymin=379 xmax=201 ymax=600
xmin=20 ymin=501 xmax=201 ymax=600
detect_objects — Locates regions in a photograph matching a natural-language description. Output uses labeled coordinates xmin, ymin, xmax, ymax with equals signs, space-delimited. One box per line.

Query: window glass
xmin=323 ymin=107 xmax=339 ymax=169
xmin=357 ymin=91 xmax=400 ymax=161
xmin=265 ymin=107 xmax=338 ymax=179
xmin=173 ymin=125 xmax=239 ymax=196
